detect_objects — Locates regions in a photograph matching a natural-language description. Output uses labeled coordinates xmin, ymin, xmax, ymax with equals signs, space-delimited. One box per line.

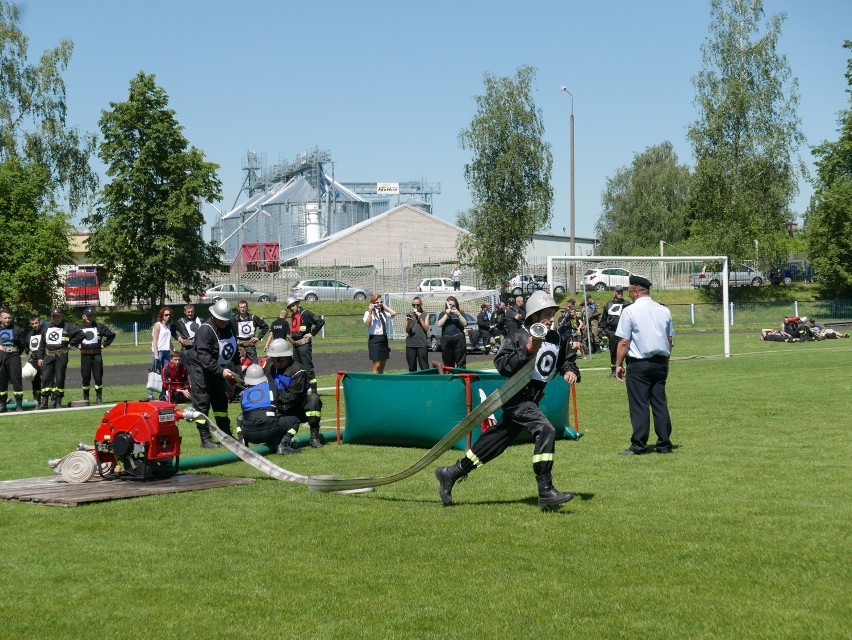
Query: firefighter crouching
xmin=188 ymin=299 xmax=239 ymax=448
xmin=36 ymin=308 xmax=82 ymax=410
xmin=263 ymin=338 xmax=324 ymax=450
xmin=0 ymin=309 xmax=27 ymax=412
xmin=76 ymin=307 xmax=116 ymax=404
xmin=237 ymin=364 xmax=299 ymax=454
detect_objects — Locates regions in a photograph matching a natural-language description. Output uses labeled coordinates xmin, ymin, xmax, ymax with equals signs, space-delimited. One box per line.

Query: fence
xmin=105 ymin=299 xmax=852 ymax=347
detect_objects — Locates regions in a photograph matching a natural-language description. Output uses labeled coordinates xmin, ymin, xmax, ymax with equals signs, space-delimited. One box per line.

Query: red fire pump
xmin=94 ymin=400 xmax=194 ymax=480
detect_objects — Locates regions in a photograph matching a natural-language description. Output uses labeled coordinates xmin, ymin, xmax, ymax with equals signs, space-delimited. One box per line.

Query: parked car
xmin=425 ymin=311 xmax=489 ymax=353
xmin=692 ymin=264 xmax=764 ymax=288
xmin=202 ymin=283 xmax=277 ymax=303
xmin=504 ymin=274 xmax=567 ymax=296
xmin=582 ymin=268 xmax=636 ymax=292
xmin=768 ymin=261 xmax=815 ymax=286
xmin=291 ymin=279 xmax=370 ymax=301
xmin=417 ymin=277 xmax=476 ymax=292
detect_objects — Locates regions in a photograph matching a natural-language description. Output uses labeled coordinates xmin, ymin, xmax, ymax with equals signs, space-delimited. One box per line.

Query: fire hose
xmin=306 ymin=358 xmax=536 ymax=493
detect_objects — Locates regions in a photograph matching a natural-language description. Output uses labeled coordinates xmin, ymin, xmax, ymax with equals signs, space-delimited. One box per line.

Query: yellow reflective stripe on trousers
xmin=212 ymin=410 xmax=228 ymax=418
xmin=466 ymin=450 xmax=483 ymax=467
xmin=305 ymin=410 xmax=321 ymax=417
xmin=533 ymin=453 xmax=554 ymax=463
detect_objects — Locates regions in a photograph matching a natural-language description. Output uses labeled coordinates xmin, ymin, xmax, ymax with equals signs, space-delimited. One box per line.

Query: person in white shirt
xmin=363 ymin=294 xmax=397 ymax=373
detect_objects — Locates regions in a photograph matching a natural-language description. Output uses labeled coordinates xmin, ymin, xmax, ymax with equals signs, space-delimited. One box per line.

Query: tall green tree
xmin=805 ymin=41 xmax=852 ymax=297
xmin=456 ymin=65 xmax=553 ymax=287
xmin=0 ymin=0 xmax=96 ymax=313
xmin=688 ymin=0 xmax=804 ymax=267
xmin=596 ymin=141 xmax=691 ymax=255
xmin=85 ymin=72 xmax=223 ymax=310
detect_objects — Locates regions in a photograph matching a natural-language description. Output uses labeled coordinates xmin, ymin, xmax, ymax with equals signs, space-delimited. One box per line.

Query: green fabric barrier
xmin=342 ymin=371 xmax=471 ymax=450
xmin=341 ymin=368 xmax=576 ymax=451
xmin=178 ymin=431 xmax=334 ymax=470
xmin=3 ymin=399 xmax=37 ymax=411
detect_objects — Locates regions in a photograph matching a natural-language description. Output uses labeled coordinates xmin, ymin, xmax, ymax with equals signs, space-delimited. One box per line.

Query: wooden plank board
xmin=0 ymin=474 xmax=255 ymax=506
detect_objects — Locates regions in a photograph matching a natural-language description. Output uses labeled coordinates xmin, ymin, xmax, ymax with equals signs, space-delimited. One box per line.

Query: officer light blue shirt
xmin=615 ymin=296 xmax=673 ymax=359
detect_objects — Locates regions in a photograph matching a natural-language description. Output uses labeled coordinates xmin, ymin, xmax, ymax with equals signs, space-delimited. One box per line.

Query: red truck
xmin=65 ymin=269 xmax=100 ymax=307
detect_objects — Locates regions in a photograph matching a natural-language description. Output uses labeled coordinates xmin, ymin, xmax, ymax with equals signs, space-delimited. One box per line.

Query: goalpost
xmin=547 ymin=255 xmax=732 ymax=358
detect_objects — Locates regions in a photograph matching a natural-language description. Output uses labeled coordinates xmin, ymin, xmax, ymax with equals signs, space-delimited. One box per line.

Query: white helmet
xmin=800 ymin=316 xmax=809 ymax=323
xmin=286 ymin=296 xmax=300 ymax=308
xmin=209 ymin=298 xmax=232 ymax=321
xmin=244 ymin=364 xmax=267 ymax=386
xmin=22 ymin=361 xmax=37 ymax=381
xmin=524 ymin=290 xmax=559 ymax=324
xmin=266 ymin=338 xmax=293 ymax=357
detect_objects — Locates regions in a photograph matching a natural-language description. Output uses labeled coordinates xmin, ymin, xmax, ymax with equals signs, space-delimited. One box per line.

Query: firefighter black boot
xmin=95 ymin=390 xmax=103 ymax=404
xmin=15 ymin=397 xmax=24 ymax=412
xmin=82 ymin=389 xmax=90 ymax=404
xmin=52 ymin=394 xmax=62 ymax=409
xmin=0 ymin=395 xmax=6 ymax=413
xmin=435 ymin=460 xmax=469 ymax=507
xmin=276 ymin=434 xmax=302 ymax=455
xmin=309 ymin=426 xmax=324 ymax=448
xmin=198 ymin=425 xmax=220 ymax=449
xmin=536 ymin=474 xmax=574 ymax=510
xmin=37 ymin=394 xmax=49 ymax=410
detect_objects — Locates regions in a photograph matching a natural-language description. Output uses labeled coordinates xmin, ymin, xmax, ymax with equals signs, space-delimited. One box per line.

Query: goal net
xmin=547 ymin=255 xmax=732 ymax=358
xmin=384 ymin=289 xmax=501 ymax=340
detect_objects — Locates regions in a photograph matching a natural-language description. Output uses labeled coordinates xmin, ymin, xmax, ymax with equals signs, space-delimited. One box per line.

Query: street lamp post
xmin=560 ymin=85 xmax=576 ymax=291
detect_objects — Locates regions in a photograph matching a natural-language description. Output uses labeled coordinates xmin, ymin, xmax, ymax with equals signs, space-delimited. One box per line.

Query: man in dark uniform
xmin=476 ymin=303 xmax=494 ymax=351
xmin=238 ymin=364 xmax=293 ymax=454
xmin=73 ymin=308 xmax=116 ymax=404
xmin=264 ymin=308 xmax=290 ymax=353
xmin=36 ymin=308 xmax=81 ymax=409
xmin=285 ymin=296 xmax=325 ymax=394
xmin=233 ymin=299 xmax=269 ymax=364
xmin=502 ymin=297 xmax=524 ymax=336
xmin=24 ymin=315 xmax=45 ymax=407
xmin=188 ymin=298 xmax=239 ymax=448
xmin=0 ymin=309 xmax=27 ymax=412
xmin=600 ymin=286 xmax=630 ymax=377
xmin=435 ymin=290 xmax=582 ymax=510
xmin=172 ymin=304 xmax=203 ymax=366
xmin=263 ymin=338 xmax=324 ymax=449
xmin=614 ymin=275 xmax=674 ymax=455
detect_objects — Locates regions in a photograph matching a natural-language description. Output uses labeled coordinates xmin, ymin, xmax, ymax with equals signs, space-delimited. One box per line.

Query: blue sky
xmin=19 ymin=0 xmax=852 ymax=241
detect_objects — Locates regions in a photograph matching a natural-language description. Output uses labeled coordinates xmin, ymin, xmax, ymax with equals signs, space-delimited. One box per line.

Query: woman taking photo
xmin=363 ymin=294 xmax=397 ymax=373
xmin=437 ymin=295 xmax=467 ymax=369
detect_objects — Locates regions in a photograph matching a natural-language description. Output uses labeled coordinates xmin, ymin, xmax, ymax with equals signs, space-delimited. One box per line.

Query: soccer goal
xmin=547 ymin=255 xmax=732 ymax=358
xmin=384 ymin=289 xmax=501 ymax=340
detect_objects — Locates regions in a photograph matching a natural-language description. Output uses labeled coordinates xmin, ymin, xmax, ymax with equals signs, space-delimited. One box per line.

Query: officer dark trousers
xmin=625 ymin=356 xmax=672 ymax=451
xmin=0 ymin=351 xmax=24 ymax=411
xmin=81 ymin=352 xmax=104 ymax=402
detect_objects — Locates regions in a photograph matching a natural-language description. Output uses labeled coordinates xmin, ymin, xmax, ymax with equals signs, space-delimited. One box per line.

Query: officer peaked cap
xmin=629 ymin=275 xmax=652 ymax=289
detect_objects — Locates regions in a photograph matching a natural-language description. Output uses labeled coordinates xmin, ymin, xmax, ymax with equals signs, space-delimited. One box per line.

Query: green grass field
xmin=0 ymin=335 xmax=850 ymax=639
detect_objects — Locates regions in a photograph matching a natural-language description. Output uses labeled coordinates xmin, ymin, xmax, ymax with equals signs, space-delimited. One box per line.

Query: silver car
xmin=291 ymin=279 xmax=370 ymax=301
xmin=203 ymin=283 xmax=277 ymax=303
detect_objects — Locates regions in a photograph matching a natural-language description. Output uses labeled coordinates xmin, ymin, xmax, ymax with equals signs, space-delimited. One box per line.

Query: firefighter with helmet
xmin=188 ymin=298 xmax=239 ymax=448
xmin=263 ymin=338 xmax=324 ymax=450
xmin=434 ymin=290 xmax=582 ymax=510
xmin=237 ymin=364 xmax=297 ymax=454
xmin=285 ymin=296 xmax=325 ymax=394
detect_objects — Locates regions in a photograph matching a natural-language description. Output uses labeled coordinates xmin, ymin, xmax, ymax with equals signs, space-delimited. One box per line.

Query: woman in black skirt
xmin=363 ymin=294 xmax=397 ymax=373
xmin=436 ymin=295 xmax=468 ymax=369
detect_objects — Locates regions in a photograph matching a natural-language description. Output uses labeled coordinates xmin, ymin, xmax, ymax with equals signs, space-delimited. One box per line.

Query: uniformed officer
xmin=263 ymin=338 xmax=323 ymax=450
xmin=600 ymin=286 xmax=631 ymax=377
xmin=188 ymin=298 xmax=239 ymax=448
xmin=0 ymin=309 xmax=27 ymax=412
xmin=435 ymin=290 xmax=581 ymax=510
xmin=74 ymin=308 xmax=116 ymax=404
xmin=36 ymin=308 xmax=81 ymax=409
xmin=171 ymin=304 xmax=203 ymax=366
xmin=233 ymin=299 xmax=269 ymax=364
xmin=285 ymin=296 xmax=325 ymax=394
xmin=614 ymin=275 xmax=674 ymax=455
xmin=24 ymin=315 xmax=45 ymax=407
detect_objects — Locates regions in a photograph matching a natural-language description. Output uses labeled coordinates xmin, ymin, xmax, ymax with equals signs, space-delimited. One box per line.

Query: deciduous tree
xmin=805 ymin=41 xmax=852 ymax=296
xmin=456 ymin=65 xmax=553 ymax=288
xmin=687 ymin=0 xmax=804 ymax=267
xmin=85 ymin=72 xmax=223 ymax=310
xmin=596 ymin=142 xmax=691 ymax=255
